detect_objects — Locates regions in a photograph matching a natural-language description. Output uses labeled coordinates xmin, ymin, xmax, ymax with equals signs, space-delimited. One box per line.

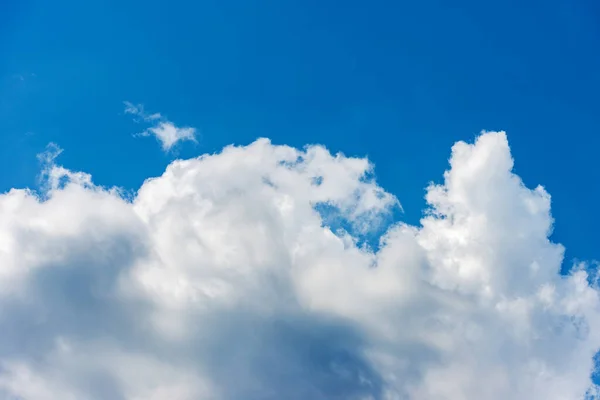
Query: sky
xmin=1 ymin=1 xmax=600 ymax=399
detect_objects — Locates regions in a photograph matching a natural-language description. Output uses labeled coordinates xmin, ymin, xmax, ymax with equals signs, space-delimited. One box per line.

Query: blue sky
xmin=2 ymin=0 xmax=599 ymax=263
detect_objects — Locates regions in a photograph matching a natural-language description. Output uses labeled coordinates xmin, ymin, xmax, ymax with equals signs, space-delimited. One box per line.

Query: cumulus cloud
xmin=124 ymin=101 xmax=196 ymax=151
xmin=0 ymin=131 xmax=599 ymax=399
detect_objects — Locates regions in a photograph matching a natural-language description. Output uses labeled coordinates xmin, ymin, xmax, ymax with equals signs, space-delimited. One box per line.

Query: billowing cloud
xmin=124 ymin=101 xmax=196 ymax=151
xmin=0 ymin=132 xmax=598 ymax=399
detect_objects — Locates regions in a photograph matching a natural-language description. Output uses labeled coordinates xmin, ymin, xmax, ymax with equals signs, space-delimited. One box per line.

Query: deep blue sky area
xmin=1 ymin=0 xmax=599 ymax=263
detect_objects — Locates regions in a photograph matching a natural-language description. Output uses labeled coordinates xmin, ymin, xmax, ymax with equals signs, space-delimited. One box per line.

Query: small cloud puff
xmin=0 ymin=132 xmax=599 ymax=399
xmin=124 ymin=101 xmax=196 ymax=151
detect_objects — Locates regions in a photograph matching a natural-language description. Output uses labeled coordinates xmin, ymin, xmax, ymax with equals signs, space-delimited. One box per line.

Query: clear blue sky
xmin=1 ymin=0 xmax=599 ymax=263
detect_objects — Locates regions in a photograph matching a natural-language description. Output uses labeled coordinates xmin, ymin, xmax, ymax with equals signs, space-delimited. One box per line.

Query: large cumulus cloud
xmin=0 ymin=132 xmax=598 ymax=399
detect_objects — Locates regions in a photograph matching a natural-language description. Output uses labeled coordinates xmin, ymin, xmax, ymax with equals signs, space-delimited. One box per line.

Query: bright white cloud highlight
xmin=124 ymin=101 xmax=196 ymax=151
xmin=0 ymin=131 xmax=598 ymax=399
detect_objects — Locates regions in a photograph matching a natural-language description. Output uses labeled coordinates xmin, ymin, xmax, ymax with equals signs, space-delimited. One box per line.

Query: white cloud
xmin=124 ymin=102 xmax=196 ymax=151
xmin=0 ymin=131 xmax=599 ymax=399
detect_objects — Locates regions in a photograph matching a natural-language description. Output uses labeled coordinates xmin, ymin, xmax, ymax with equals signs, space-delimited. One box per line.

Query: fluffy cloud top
xmin=124 ymin=101 xmax=196 ymax=151
xmin=0 ymin=132 xmax=599 ymax=399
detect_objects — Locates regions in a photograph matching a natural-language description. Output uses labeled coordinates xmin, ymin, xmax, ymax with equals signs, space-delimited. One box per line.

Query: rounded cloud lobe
xmin=0 ymin=132 xmax=598 ymax=399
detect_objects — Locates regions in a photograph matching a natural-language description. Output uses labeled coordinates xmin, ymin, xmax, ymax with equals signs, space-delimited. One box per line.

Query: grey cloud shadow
xmin=176 ymin=311 xmax=386 ymax=400
xmin=0 ymin=230 xmax=152 ymax=399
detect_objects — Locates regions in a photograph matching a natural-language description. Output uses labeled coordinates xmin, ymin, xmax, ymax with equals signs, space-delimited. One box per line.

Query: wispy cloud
xmin=124 ymin=101 xmax=196 ymax=151
xmin=12 ymin=72 xmax=36 ymax=82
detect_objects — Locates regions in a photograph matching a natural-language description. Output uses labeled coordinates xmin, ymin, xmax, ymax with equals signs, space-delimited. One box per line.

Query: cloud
xmin=0 ymin=131 xmax=599 ymax=399
xmin=12 ymin=72 xmax=36 ymax=82
xmin=124 ymin=102 xmax=196 ymax=151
